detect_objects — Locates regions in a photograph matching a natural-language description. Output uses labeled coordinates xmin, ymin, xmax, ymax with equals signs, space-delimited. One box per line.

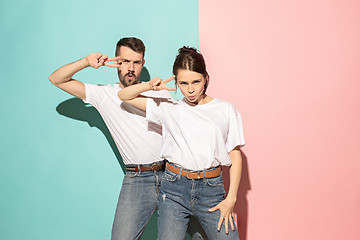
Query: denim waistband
xmin=166 ymin=160 xmax=221 ymax=173
xmin=125 ymin=160 xmax=165 ymax=169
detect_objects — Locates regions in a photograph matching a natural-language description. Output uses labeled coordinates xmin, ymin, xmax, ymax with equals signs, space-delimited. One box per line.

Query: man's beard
xmin=118 ymin=71 xmax=140 ymax=87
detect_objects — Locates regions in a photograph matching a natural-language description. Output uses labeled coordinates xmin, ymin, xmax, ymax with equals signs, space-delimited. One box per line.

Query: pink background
xmin=199 ymin=0 xmax=360 ymax=239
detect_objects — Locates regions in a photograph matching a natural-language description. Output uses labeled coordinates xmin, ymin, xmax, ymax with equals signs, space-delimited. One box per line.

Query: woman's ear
xmin=205 ymin=74 xmax=210 ymax=87
xmin=174 ymin=76 xmax=178 ymax=91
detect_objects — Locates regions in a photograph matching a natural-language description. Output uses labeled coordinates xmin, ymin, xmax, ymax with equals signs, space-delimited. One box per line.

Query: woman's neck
xmin=185 ymin=94 xmax=213 ymax=106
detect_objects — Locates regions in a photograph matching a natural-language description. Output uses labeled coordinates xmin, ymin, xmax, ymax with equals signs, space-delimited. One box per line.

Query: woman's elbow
xmin=117 ymin=92 xmax=128 ymax=101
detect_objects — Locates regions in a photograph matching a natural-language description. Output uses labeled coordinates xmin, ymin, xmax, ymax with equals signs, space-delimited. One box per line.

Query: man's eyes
xmin=120 ymin=60 xmax=141 ymax=64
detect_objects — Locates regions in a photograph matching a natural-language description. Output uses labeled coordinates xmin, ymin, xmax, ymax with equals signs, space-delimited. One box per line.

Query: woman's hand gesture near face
xmin=149 ymin=75 xmax=176 ymax=91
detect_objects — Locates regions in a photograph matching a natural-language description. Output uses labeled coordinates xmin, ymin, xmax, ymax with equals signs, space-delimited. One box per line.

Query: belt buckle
xmin=149 ymin=163 xmax=157 ymax=171
xmin=186 ymin=170 xmax=201 ymax=179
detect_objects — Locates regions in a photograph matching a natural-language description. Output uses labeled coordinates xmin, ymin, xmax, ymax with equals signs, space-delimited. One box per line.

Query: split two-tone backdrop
xmin=1 ymin=0 xmax=359 ymax=239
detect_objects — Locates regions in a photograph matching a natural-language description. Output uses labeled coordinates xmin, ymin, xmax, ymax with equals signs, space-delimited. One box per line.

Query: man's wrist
xmin=80 ymin=57 xmax=90 ymax=68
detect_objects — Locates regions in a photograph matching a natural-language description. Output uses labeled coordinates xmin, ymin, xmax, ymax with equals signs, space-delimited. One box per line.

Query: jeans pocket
xmin=125 ymin=171 xmax=139 ymax=178
xmin=161 ymin=169 xmax=178 ymax=182
xmin=205 ymin=175 xmax=224 ymax=187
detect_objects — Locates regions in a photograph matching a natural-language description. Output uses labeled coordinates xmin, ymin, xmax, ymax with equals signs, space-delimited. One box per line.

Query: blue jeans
xmin=111 ymin=161 xmax=207 ymax=240
xmin=158 ymin=166 xmax=240 ymax=240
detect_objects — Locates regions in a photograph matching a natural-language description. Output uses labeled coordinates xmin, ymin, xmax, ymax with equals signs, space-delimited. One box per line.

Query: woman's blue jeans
xmin=158 ymin=166 xmax=240 ymax=240
xmin=111 ymin=161 xmax=207 ymax=240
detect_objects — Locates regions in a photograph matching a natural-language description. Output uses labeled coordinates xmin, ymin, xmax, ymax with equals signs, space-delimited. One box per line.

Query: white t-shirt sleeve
xmin=146 ymin=97 xmax=175 ymax=125
xmin=226 ymin=104 xmax=246 ymax=152
xmin=146 ymin=97 xmax=165 ymax=125
xmin=156 ymin=89 xmax=174 ymax=99
xmin=83 ymin=83 xmax=107 ymax=108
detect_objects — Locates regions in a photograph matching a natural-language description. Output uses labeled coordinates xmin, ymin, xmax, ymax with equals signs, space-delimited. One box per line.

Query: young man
xmin=49 ymin=38 xmax=205 ymax=240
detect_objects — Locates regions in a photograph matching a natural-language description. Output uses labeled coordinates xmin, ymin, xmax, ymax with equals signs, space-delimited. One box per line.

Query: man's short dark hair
xmin=115 ymin=37 xmax=145 ymax=58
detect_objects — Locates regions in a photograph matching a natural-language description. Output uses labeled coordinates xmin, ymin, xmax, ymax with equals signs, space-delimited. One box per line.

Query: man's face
xmin=117 ymin=46 xmax=145 ymax=87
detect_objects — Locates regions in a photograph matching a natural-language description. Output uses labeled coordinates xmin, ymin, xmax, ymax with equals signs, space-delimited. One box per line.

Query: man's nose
xmin=128 ymin=62 xmax=135 ymax=71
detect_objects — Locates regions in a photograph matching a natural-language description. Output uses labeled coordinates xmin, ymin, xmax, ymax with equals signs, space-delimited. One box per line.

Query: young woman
xmin=118 ymin=47 xmax=245 ymax=240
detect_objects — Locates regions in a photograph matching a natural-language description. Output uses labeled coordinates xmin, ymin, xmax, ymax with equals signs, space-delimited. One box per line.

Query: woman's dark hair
xmin=173 ymin=46 xmax=209 ymax=93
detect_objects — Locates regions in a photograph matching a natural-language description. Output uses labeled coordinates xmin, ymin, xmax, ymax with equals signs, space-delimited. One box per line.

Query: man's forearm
xmin=49 ymin=57 xmax=89 ymax=85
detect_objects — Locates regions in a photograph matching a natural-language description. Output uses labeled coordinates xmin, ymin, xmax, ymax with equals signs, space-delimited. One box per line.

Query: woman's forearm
xmin=208 ymin=146 xmax=242 ymax=233
xmin=227 ymin=147 xmax=242 ymax=201
xmin=118 ymin=82 xmax=152 ymax=101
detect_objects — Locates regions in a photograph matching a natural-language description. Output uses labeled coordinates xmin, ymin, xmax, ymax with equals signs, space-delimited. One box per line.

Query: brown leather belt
xmin=126 ymin=162 xmax=165 ymax=172
xmin=166 ymin=163 xmax=221 ymax=179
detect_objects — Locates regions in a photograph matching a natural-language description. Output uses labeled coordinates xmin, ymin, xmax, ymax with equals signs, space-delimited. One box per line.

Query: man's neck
xmin=118 ymin=80 xmax=140 ymax=89
xmin=118 ymin=82 xmax=125 ymax=89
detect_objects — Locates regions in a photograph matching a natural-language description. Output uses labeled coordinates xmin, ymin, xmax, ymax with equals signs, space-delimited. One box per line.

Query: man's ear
xmin=142 ymin=59 xmax=145 ymax=67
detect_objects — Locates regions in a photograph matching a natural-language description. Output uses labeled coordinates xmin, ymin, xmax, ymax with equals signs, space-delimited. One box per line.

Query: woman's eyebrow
xmin=191 ymin=78 xmax=201 ymax=82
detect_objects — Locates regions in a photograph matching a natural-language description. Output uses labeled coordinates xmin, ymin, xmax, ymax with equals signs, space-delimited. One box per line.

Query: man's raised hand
xmin=149 ymin=75 xmax=176 ymax=91
xmin=85 ymin=53 xmax=121 ymax=69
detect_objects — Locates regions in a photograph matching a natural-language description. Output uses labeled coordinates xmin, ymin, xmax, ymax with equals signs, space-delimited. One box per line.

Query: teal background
xmin=0 ymin=0 xmax=198 ymax=239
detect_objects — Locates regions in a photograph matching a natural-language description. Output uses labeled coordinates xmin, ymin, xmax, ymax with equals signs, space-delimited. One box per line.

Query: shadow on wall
xmin=140 ymin=67 xmax=151 ymax=82
xmin=56 ymin=98 xmax=126 ymax=173
xmin=222 ymin=150 xmax=251 ymax=240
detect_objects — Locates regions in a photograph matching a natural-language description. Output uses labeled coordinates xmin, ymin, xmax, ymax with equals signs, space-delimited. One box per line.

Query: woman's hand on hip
xmin=208 ymin=197 xmax=237 ymax=234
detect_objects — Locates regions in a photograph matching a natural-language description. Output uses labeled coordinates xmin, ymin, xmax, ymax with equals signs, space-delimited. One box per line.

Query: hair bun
xmin=178 ymin=46 xmax=198 ymax=54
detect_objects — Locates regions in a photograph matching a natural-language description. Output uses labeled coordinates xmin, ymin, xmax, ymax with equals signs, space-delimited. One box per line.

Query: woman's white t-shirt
xmin=146 ymin=97 xmax=245 ymax=171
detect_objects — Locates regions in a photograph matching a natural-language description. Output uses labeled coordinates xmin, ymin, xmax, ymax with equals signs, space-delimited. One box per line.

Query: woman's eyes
xmin=179 ymin=81 xmax=200 ymax=85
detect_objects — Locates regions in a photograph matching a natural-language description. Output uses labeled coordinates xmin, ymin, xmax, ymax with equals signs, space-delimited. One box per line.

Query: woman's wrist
xmin=225 ymin=195 xmax=237 ymax=203
xmin=148 ymin=81 xmax=154 ymax=90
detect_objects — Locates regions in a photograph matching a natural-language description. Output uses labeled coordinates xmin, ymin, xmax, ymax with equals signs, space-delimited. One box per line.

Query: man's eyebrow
xmin=120 ymin=58 xmax=143 ymax=62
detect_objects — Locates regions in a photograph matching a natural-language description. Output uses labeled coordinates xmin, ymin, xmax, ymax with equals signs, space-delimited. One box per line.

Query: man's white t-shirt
xmin=146 ymin=97 xmax=245 ymax=171
xmin=84 ymin=83 xmax=172 ymax=165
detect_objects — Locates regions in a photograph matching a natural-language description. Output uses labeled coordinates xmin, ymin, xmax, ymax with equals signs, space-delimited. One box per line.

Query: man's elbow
xmin=48 ymin=73 xmax=57 ymax=86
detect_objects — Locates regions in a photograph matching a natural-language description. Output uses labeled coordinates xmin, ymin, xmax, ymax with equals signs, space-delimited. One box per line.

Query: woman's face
xmin=176 ymin=69 xmax=206 ymax=104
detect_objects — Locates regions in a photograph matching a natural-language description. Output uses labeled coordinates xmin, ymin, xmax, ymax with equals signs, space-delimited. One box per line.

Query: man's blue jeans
xmin=111 ymin=161 xmax=207 ymax=240
xmin=158 ymin=166 xmax=240 ymax=240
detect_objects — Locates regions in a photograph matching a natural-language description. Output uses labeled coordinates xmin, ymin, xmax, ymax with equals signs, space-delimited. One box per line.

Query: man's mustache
xmin=125 ymin=72 xmax=136 ymax=78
